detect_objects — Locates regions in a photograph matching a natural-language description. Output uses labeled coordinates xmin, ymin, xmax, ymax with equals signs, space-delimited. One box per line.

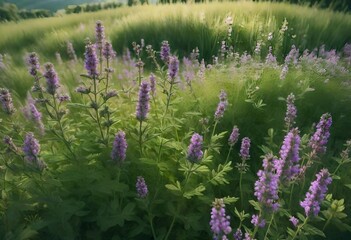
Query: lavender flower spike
xmin=23 ymin=132 xmax=45 ymax=169
xmin=23 ymin=95 xmax=45 ymax=135
xmin=136 ymin=176 xmax=148 ymax=198
xmin=95 ymin=20 xmax=105 ymax=48
xmin=187 ymin=133 xmax=203 ymax=163
xmin=254 ymin=154 xmax=280 ymax=212
xmin=240 ymin=137 xmax=251 ymax=160
xmin=160 ymin=40 xmax=170 ymax=63
xmin=300 ymin=168 xmax=332 ymax=216
xmin=285 ymin=93 xmax=297 ymax=130
xmin=111 ymin=131 xmax=127 ymax=163
xmin=43 ymin=63 xmax=60 ymax=95
xmin=67 ymin=42 xmax=77 ymax=62
xmin=84 ymin=42 xmax=99 ymax=77
xmin=0 ymin=88 xmax=16 ymax=115
xmin=210 ymin=198 xmax=232 ymax=239
xmin=309 ymin=113 xmax=332 ymax=156
xmin=289 ymin=216 xmax=299 ymax=227
xmin=228 ymin=126 xmax=240 ymax=147
xmin=251 ymin=214 xmax=266 ymax=228
xmin=149 ymin=73 xmax=156 ymax=97
xmin=103 ymin=41 xmax=116 ymax=61
xmin=233 ymin=229 xmax=243 ymax=240
xmin=168 ymin=55 xmax=179 ymax=80
xmin=136 ymin=81 xmax=151 ymax=121
xmin=26 ymin=52 xmax=40 ymax=77
xmin=214 ymin=90 xmax=228 ymax=120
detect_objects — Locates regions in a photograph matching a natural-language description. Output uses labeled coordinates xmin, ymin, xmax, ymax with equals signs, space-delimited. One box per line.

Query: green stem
xmin=291 ymin=217 xmax=309 ymax=240
xmin=323 ymin=214 xmax=333 ymax=231
xmin=163 ymin=77 xmax=175 ymax=122
xmin=264 ymin=213 xmax=274 ymax=240
xmin=239 ymin=171 xmax=243 ymax=208
xmin=224 ymin=146 xmax=232 ymax=165
xmin=139 ymin=120 xmax=143 ymax=155
xmin=164 ymin=215 xmax=176 ymax=240
xmin=289 ymin=183 xmax=295 ymax=210
xmin=92 ymin=76 xmax=105 ymax=143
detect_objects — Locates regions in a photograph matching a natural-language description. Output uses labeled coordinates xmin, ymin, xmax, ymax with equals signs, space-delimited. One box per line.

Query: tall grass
xmin=1 ymin=1 xmax=351 ymax=64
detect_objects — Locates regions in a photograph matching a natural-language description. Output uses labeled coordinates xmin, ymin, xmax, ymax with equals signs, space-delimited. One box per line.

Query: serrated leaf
xmin=223 ymin=196 xmax=239 ymax=204
xmin=183 ymin=185 xmax=206 ymax=199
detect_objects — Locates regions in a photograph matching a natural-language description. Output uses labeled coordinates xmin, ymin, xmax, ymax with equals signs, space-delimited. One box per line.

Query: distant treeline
xmin=65 ymin=2 xmax=123 ymax=14
xmin=0 ymin=3 xmax=51 ymax=21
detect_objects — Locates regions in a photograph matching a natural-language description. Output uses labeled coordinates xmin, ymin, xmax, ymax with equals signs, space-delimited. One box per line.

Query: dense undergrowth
xmin=1 ymin=2 xmax=351 ymax=240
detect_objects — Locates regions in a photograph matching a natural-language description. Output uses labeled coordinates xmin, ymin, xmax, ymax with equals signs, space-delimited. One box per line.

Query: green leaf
xmin=223 ymin=196 xmax=239 ymax=205
xmin=344 ymin=184 xmax=351 ymax=190
xmin=249 ymin=200 xmax=261 ymax=211
xmin=183 ymin=185 xmax=206 ymax=199
xmin=165 ymin=181 xmax=182 ymax=193
xmin=297 ymin=212 xmax=306 ymax=222
xmin=304 ymin=224 xmax=326 ymax=237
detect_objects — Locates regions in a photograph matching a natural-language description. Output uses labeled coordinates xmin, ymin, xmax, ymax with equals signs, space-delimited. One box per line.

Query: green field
xmin=1 ymin=1 xmax=351 ymax=239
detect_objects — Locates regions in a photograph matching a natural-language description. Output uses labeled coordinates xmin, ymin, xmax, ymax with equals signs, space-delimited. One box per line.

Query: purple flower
xmin=285 ymin=45 xmax=299 ymax=65
xmin=233 ymin=229 xmax=243 ymax=240
xmin=228 ymin=126 xmax=240 ymax=147
xmin=103 ymin=41 xmax=116 ymax=61
xmin=43 ymin=63 xmax=60 ymax=95
xmin=210 ymin=198 xmax=232 ymax=238
xmin=168 ymin=55 xmax=179 ymax=79
xmin=111 ymin=131 xmax=127 ymax=163
xmin=136 ymin=81 xmax=151 ymax=121
xmin=3 ymin=136 xmax=18 ymax=152
xmin=22 ymin=132 xmax=45 ymax=169
xmin=285 ymin=93 xmax=297 ymax=129
xmin=160 ymin=40 xmax=170 ymax=63
xmin=254 ymin=154 xmax=280 ymax=212
xmin=309 ymin=113 xmax=332 ymax=156
xmin=136 ymin=176 xmax=148 ymax=198
xmin=26 ymin=52 xmax=40 ymax=77
xmin=214 ymin=90 xmax=228 ymax=120
xmin=84 ymin=42 xmax=99 ymax=77
xmin=280 ymin=65 xmax=289 ymax=80
xmin=251 ymin=214 xmax=266 ymax=228
xmin=149 ymin=73 xmax=156 ymax=97
xmin=289 ymin=216 xmax=299 ymax=227
xmin=265 ymin=46 xmax=277 ymax=64
xmin=105 ymin=90 xmax=118 ymax=100
xmin=76 ymin=86 xmax=90 ymax=94
xmin=187 ymin=133 xmax=203 ymax=163
xmin=244 ymin=233 xmax=255 ymax=240
xmin=57 ymin=94 xmax=71 ymax=103
xmin=95 ymin=20 xmax=105 ymax=48
xmin=275 ymin=128 xmax=300 ymax=183
xmin=240 ymin=137 xmax=251 ymax=160
xmin=23 ymin=95 xmax=44 ymax=135
xmin=0 ymin=88 xmax=16 ymax=115
xmin=300 ymin=168 xmax=332 ymax=216
xmin=67 ymin=42 xmax=77 ymax=62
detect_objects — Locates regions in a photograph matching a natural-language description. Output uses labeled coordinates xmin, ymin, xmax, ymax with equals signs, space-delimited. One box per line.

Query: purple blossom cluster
xmin=239 ymin=137 xmax=251 ymax=160
xmin=95 ymin=20 xmax=105 ymax=48
xmin=160 ymin=40 xmax=170 ymax=63
xmin=168 ymin=55 xmax=179 ymax=79
xmin=300 ymin=168 xmax=332 ymax=216
xmin=136 ymin=176 xmax=148 ymax=198
xmin=284 ymin=45 xmax=299 ymax=65
xmin=84 ymin=42 xmax=99 ymax=77
xmin=285 ymin=93 xmax=297 ymax=130
xmin=102 ymin=41 xmax=116 ymax=61
xmin=210 ymin=198 xmax=232 ymax=239
xmin=0 ymin=88 xmax=16 ymax=115
xmin=26 ymin=52 xmax=40 ymax=77
xmin=67 ymin=42 xmax=77 ymax=62
xmin=149 ymin=73 xmax=156 ymax=97
xmin=23 ymin=132 xmax=40 ymax=163
xmin=136 ymin=81 xmax=151 ymax=121
xmin=214 ymin=90 xmax=228 ymax=120
xmin=43 ymin=63 xmax=60 ymax=95
xmin=251 ymin=214 xmax=266 ymax=228
xmin=275 ymin=128 xmax=301 ymax=183
xmin=309 ymin=113 xmax=332 ymax=156
xmin=254 ymin=154 xmax=280 ymax=212
xmin=3 ymin=136 xmax=18 ymax=152
xmin=233 ymin=229 xmax=242 ymax=240
xmin=265 ymin=46 xmax=277 ymax=65
xmin=187 ymin=133 xmax=203 ymax=163
xmin=111 ymin=131 xmax=127 ymax=163
xmin=23 ymin=96 xmax=44 ymax=135
xmin=289 ymin=216 xmax=299 ymax=227
xmin=228 ymin=126 xmax=240 ymax=147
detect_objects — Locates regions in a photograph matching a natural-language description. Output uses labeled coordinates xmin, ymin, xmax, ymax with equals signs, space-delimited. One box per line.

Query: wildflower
xmin=84 ymin=42 xmax=99 ymax=77
xmin=67 ymin=42 xmax=77 ymax=62
xmin=267 ymin=32 xmax=273 ymax=41
xmin=136 ymin=176 xmax=148 ymax=198
xmin=254 ymin=154 xmax=280 ymax=212
xmin=22 ymin=132 xmax=45 ymax=169
xmin=280 ymin=64 xmax=288 ymax=80
xmin=289 ymin=216 xmax=299 ymax=227
xmin=265 ymin=46 xmax=277 ymax=64
xmin=26 ymin=52 xmax=40 ymax=77
xmin=58 ymin=94 xmax=71 ymax=103
xmin=210 ymin=198 xmax=232 ymax=239
xmin=0 ymin=88 xmax=16 ymax=115
xmin=104 ymin=90 xmax=118 ymax=100
xmin=149 ymin=73 xmax=156 ymax=97
xmin=214 ymin=90 xmax=228 ymax=120
xmin=160 ymin=40 xmax=170 ymax=63
xmin=228 ymin=126 xmax=240 ymax=147
xmin=284 ymin=45 xmax=299 ymax=65
xmin=309 ymin=113 xmax=332 ymax=156
xmin=187 ymin=133 xmax=203 ymax=163
xmin=95 ymin=20 xmax=105 ymax=48
xmin=285 ymin=93 xmax=297 ymax=130
xmin=300 ymin=168 xmax=332 ymax=216
xmin=244 ymin=232 xmax=256 ymax=240
xmin=240 ymin=137 xmax=251 ymax=160
xmin=75 ymin=86 xmax=90 ymax=94
xmin=275 ymin=128 xmax=300 ymax=183
xmin=233 ymin=229 xmax=243 ymax=240
xmin=136 ymin=81 xmax=151 ymax=121
xmin=3 ymin=136 xmax=18 ymax=153
xmin=197 ymin=59 xmax=206 ymax=81
xmin=43 ymin=63 xmax=60 ymax=95
xmin=251 ymin=214 xmax=266 ymax=228
xmin=23 ymin=95 xmax=44 ymax=135
xmin=103 ymin=41 xmax=116 ymax=61
xmin=168 ymin=55 xmax=179 ymax=80
xmin=111 ymin=131 xmax=127 ymax=163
